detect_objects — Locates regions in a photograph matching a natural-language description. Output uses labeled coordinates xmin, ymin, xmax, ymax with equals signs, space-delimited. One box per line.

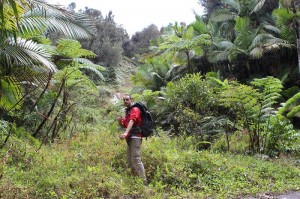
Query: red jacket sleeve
xmin=122 ymin=107 xmax=142 ymax=128
xmin=128 ymin=107 xmax=141 ymax=125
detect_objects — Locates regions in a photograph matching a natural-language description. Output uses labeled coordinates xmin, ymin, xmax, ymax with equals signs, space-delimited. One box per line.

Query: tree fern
xmin=54 ymin=39 xmax=106 ymax=81
xmin=254 ymin=76 xmax=281 ymax=117
xmin=219 ymin=77 xmax=284 ymax=153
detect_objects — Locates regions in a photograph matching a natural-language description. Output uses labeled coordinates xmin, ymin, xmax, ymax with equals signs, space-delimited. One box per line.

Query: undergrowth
xmin=1 ymin=128 xmax=300 ymax=199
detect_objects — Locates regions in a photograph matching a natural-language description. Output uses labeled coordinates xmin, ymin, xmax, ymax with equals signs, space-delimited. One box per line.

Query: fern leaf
xmin=286 ymin=105 xmax=300 ymax=118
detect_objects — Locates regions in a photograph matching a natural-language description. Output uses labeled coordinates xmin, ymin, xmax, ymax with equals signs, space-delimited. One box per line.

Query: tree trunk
xmin=293 ymin=0 xmax=300 ymax=74
xmin=297 ymin=20 xmax=300 ymax=74
xmin=32 ymin=77 xmax=66 ymax=138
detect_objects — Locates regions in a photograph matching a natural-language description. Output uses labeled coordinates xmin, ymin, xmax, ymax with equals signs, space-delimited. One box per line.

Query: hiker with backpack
xmin=117 ymin=94 xmax=148 ymax=185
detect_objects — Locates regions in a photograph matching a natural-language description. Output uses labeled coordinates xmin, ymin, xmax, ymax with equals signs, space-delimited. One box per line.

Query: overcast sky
xmin=47 ymin=0 xmax=203 ymax=35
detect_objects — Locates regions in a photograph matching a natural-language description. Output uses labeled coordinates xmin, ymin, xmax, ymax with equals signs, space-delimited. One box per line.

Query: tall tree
xmin=148 ymin=23 xmax=211 ymax=74
xmin=0 ymin=0 xmax=95 ymax=115
xmin=273 ymin=0 xmax=300 ymax=74
xmin=205 ymin=0 xmax=292 ymax=77
xmin=131 ymin=24 xmax=161 ymax=55
xmin=80 ymin=8 xmax=128 ymax=67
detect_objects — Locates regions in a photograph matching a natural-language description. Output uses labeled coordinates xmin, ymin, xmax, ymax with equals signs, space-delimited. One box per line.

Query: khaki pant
xmin=126 ymin=138 xmax=147 ymax=183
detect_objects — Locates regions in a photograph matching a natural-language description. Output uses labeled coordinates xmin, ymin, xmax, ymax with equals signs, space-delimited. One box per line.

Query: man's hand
xmin=119 ymin=133 xmax=127 ymax=139
xmin=117 ymin=117 xmax=122 ymax=123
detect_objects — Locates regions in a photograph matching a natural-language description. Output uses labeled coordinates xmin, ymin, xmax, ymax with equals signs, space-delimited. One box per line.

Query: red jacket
xmin=121 ymin=106 xmax=142 ymax=139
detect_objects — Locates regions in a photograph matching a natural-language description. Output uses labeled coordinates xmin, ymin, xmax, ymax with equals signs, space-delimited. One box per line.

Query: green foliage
xmin=54 ymin=38 xmax=106 ymax=81
xmin=282 ymin=86 xmax=300 ymax=99
xmin=1 ymin=131 xmax=300 ymax=198
xmin=0 ymin=77 xmax=22 ymax=111
xmin=130 ymin=24 xmax=161 ymax=55
xmin=79 ymin=8 xmax=127 ymax=67
xmin=131 ymin=57 xmax=172 ymax=91
xmin=166 ymin=73 xmax=215 ymax=114
xmin=131 ymin=89 xmax=163 ymax=109
xmin=55 ymin=39 xmax=96 ymax=58
xmin=251 ymin=76 xmax=283 ymax=117
xmin=220 ymin=77 xmax=284 ymax=153
xmin=149 ymin=24 xmax=211 ymax=73
xmin=162 ymin=73 xmax=231 ymax=142
xmin=278 ymin=92 xmax=300 ymax=118
xmin=263 ymin=115 xmax=299 ymax=155
xmin=212 ymin=130 xmax=249 ymax=153
xmin=272 ymin=7 xmax=298 ymax=43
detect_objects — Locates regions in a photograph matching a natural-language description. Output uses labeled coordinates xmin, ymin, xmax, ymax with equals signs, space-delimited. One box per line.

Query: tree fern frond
xmin=286 ymin=105 xmax=300 ymax=118
xmin=56 ymin=39 xmax=96 ymax=58
xmin=14 ymin=68 xmax=51 ymax=86
xmin=278 ymin=92 xmax=300 ymax=117
xmin=251 ymin=77 xmax=283 ymax=119
xmin=54 ymin=67 xmax=96 ymax=89
xmin=72 ymin=58 xmax=103 ymax=70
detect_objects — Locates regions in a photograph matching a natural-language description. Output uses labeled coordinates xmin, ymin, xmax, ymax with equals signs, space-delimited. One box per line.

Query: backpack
xmin=131 ymin=102 xmax=154 ymax=138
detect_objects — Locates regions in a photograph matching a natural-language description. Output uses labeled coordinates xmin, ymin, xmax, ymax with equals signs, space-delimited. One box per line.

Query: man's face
xmin=123 ymin=96 xmax=132 ymax=107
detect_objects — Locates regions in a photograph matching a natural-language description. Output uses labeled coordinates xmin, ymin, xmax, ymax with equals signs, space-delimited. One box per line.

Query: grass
xmin=1 ymin=127 xmax=300 ymax=199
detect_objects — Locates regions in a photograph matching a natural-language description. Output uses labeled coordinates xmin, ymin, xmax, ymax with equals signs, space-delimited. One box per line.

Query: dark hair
xmin=123 ymin=94 xmax=132 ymax=99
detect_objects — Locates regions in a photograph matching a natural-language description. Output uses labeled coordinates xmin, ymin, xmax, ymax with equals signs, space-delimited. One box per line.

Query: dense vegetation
xmin=1 ymin=0 xmax=300 ymax=198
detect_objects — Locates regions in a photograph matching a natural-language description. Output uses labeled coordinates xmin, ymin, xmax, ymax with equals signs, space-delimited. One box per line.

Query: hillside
xmin=1 ymin=57 xmax=300 ymax=199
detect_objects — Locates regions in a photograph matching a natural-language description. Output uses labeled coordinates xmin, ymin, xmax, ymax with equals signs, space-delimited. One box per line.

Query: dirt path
xmin=246 ymin=190 xmax=300 ymax=199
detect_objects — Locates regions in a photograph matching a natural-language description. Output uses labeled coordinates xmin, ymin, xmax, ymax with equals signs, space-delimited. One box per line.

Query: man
xmin=117 ymin=94 xmax=147 ymax=184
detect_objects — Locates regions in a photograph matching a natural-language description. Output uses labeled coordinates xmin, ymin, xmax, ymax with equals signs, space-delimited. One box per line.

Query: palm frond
xmin=263 ymin=38 xmax=294 ymax=50
xmin=210 ymin=9 xmax=236 ymax=22
xmin=214 ymin=40 xmax=235 ymax=50
xmin=207 ymin=50 xmax=229 ymax=63
xmin=221 ymin=0 xmax=240 ymax=13
xmin=20 ymin=9 xmax=94 ymax=39
xmin=249 ymin=46 xmax=263 ymax=58
xmin=0 ymin=0 xmax=26 ymax=34
xmin=261 ymin=24 xmax=280 ymax=34
xmin=249 ymin=33 xmax=273 ymax=49
xmin=5 ymin=37 xmax=57 ymax=71
xmin=0 ymin=77 xmax=23 ymax=111
xmin=250 ymin=0 xmax=265 ymax=14
xmin=192 ymin=16 xmax=208 ymax=34
xmin=73 ymin=58 xmax=106 ymax=80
